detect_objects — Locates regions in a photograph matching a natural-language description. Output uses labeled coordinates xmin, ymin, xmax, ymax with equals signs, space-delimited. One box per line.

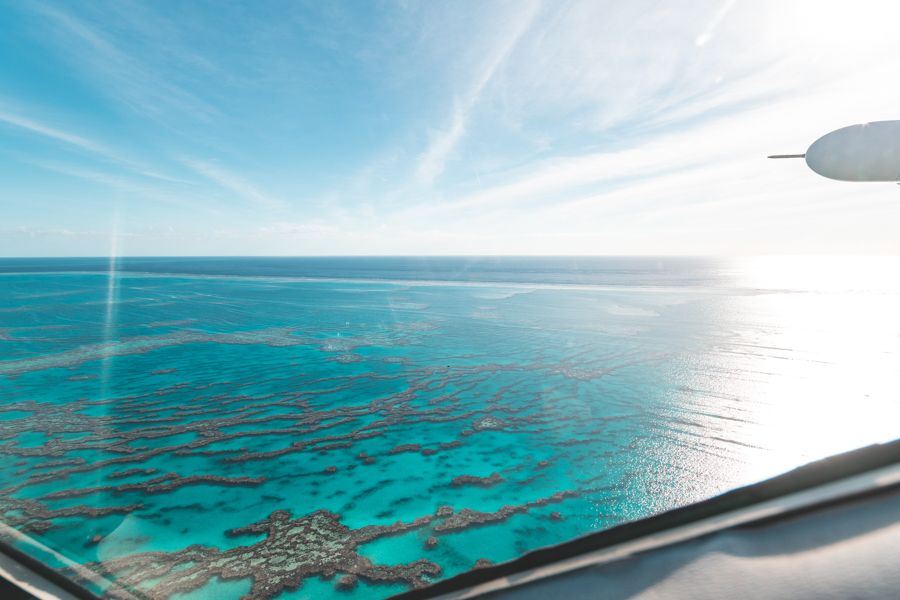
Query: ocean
xmin=0 ymin=256 xmax=898 ymax=599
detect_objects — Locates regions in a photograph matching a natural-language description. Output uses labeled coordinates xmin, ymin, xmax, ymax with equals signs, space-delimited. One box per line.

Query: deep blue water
xmin=0 ymin=256 xmax=727 ymax=286
xmin=0 ymin=257 xmax=898 ymax=599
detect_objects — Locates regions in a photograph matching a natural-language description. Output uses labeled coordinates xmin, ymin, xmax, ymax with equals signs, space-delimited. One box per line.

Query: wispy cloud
xmin=32 ymin=4 xmax=217 ymax=121
xmin=0 ymin=105 xmax=194 ymax=188
xmin=7 ymin=226 xmax=111 ymax=238
xmin=415 ymin=0 xmax=542 ymax=184
xmin=695 ymin=0 xmax=738 ymax=47
xmin=181 ymin=159 xmax=285 ymax=210
xmin=0 ymin=110 xmax=106 ymax=154
xmin=260 ymin=221 xmax=339 ymax=237
xmin=26 ymin=159 xmax=202 ymax=210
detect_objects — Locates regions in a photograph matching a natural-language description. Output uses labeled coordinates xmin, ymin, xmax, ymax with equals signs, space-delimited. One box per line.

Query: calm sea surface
xmin=0 ymin=257 xmax=898 ymax=599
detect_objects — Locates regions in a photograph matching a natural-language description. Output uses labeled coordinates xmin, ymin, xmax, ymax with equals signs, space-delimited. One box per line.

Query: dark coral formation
xmin=45 ymin=474 xmax=265 ymax=499
xmin=150 ymin=368 xmax=178 ymax=375
xmin=450 ymin=473 xmax=503 ymax=488
xmin=82 ymin=509 xmax=441 ymax=599
xmin=63 ymin=492 xmax=584 ymax=599
xmin=0 ymin=326 xmax=404 ymax=377
xmin=388 ymin=444 xmax=422 ymax=455
xmin=105 ymin=467 xmax=158 ymax=480
xmin=0 ymin=317 xmax=609 ymax=598
xmin=433 ymin=491 xmax=581 ymax=534
xmin=0 ymin=495 xmax=142 ymax=534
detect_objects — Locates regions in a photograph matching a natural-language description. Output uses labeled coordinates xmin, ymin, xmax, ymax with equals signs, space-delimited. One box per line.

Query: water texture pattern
xmin=0 ymin=257 xmax=897 ymax=599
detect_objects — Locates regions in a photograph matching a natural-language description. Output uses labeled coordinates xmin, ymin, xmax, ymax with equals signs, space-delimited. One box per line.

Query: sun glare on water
xmin=721 ymin=256 xmax=900 ymax=484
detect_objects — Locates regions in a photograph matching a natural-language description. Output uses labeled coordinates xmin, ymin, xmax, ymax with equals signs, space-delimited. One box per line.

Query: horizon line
xmin=2 ymin=254 xmax=899 ymax=260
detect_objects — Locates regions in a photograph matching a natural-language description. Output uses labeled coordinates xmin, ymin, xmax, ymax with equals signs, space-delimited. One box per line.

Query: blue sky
xmin=2 ymin=0 xmax=899 ymax=256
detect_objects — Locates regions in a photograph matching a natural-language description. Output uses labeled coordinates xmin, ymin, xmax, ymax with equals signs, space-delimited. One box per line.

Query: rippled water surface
xmin=0 ymin=257 xmax=898 ymax=599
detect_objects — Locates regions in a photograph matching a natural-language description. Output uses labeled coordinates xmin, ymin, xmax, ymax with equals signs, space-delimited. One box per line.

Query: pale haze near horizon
xmin=1 ymin=0 xmax=899 ymax=257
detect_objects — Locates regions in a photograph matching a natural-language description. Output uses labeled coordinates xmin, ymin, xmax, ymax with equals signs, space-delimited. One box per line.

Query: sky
xmin=1 ymin=0 xmax=900 ymax=256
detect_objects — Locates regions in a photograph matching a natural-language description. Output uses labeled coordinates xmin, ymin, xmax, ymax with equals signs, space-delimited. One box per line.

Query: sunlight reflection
xmin=99 ymin=214 xmax=121 ymax=399
xmin=720 ymin=256 xmax=900 ymax=484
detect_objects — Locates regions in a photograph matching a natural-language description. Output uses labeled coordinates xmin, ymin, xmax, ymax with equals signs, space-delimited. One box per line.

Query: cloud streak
xmin=32 ymin=4 xmax=217 ymax=121
xmin=0 ymin=110 xmax=106 ymax=154
xmin=415 ymin=0 xmax=541 ymax=184
xmin=695 ymin=0 xmax=738 ymax=47
xmin=181 ymin=159 xmax=285 ymax=210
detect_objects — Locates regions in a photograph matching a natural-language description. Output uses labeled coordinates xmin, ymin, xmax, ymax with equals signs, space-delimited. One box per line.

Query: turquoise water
xmin=1 ymin=257 xmax=898 ymax=599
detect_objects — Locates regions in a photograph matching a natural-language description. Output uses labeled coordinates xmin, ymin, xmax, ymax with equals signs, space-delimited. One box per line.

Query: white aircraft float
xmin=770 ymin=120 xmax=900 ymax=182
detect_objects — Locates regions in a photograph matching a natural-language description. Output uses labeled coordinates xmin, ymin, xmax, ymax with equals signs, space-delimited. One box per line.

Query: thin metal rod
xmin=768 ymin=154 xmax=806 ymax=159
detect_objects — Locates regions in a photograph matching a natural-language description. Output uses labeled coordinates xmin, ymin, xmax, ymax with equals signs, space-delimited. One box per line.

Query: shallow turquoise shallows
xmin=1 ymin=257 xmax=898 ymax=599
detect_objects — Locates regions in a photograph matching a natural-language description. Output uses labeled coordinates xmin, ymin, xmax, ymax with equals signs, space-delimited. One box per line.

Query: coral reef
xmin=433 ymin=491 xmax=580 ymax=534
xmin=450 ymin=473 xmax=503 ymax=488
xmin=0 ymin=310 xmax=613 ymax=599
xmin=82 ymin=509 xmax=441 ymax=599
